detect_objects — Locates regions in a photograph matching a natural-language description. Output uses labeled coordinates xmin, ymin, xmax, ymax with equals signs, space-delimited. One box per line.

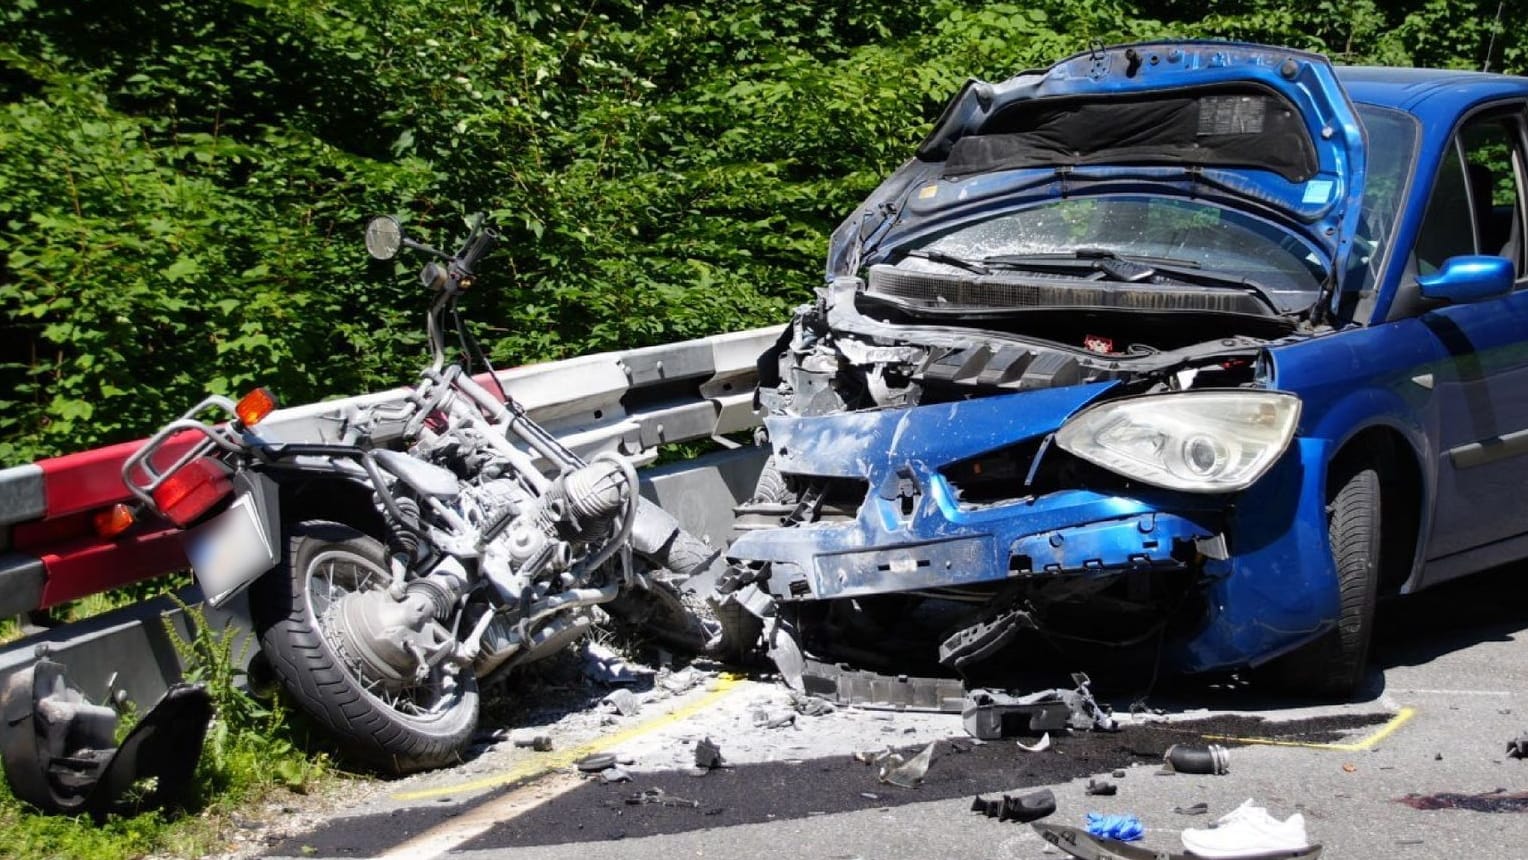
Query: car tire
xmin=250 ymin=520 xmax=479 ymax=775
xmin=1273 ymin=460 xmax=1382 ymax=698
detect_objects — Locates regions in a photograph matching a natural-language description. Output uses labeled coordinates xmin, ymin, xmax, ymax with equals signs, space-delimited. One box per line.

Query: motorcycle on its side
xmin=121 ymin=216 xmax=721 ymax=773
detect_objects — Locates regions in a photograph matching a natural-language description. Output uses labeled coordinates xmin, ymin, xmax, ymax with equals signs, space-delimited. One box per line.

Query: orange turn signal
xmin=94 ymin=503 xmax=136 ymax=539
xmin=236 ymin=387 xmax=279 ymax=426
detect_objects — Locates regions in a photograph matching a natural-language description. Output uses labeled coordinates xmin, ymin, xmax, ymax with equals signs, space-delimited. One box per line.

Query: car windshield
xmin=911 ymin=195 xmax=1326 ymax=311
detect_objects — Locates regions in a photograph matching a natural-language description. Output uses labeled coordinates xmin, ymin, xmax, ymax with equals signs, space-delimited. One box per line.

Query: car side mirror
xmin=1417 ymin=255 xmax=1515 ymax=304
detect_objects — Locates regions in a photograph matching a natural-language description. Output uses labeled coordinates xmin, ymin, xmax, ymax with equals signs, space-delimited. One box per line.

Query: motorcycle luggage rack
xmin=121 ymin=394 xmax=251 ymax=508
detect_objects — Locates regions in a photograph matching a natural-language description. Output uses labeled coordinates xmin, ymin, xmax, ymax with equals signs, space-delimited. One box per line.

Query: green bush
xmin=1 ymin=0 xmax=1520 ymax=464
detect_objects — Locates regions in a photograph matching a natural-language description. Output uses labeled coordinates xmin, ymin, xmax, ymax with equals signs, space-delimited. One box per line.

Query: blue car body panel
xmin=738 ymin=42 xmax=1528 ymax=677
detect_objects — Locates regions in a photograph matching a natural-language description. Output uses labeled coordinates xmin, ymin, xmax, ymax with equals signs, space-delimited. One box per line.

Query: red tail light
xmin=152 ymin=458 xmax=234 ymax=527
xmin=93 ymin=503 xmax=137 ymax=538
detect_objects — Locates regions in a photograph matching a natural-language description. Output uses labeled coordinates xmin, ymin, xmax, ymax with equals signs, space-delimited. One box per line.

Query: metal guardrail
xmin=0 ymin=326 xmax=783 ymax=620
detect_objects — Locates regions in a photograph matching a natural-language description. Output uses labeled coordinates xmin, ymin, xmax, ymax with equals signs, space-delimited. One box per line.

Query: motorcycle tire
xmin=250 ymin=520 xmax=479 ymax=775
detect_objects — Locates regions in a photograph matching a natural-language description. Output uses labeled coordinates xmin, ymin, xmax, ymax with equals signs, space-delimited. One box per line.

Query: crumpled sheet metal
xmin=0 ymin=659 xmax=212 ymax=822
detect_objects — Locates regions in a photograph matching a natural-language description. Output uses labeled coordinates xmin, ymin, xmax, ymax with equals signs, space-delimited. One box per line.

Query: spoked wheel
xmin=250 ymin=520 xmax=478 ymax=774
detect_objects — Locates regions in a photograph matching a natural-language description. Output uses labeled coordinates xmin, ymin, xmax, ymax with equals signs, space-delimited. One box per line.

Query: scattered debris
xmin=1163 ymin=743 xmax=1230 ymax=775
xmin=0 ymin=659 xmax=212 ymax=822
xmin=603 ymin=688 xmax=642 ymax=717
xmin=1507 ymin=732 xmax=1528 ymax=759
xmin=1341 ymin=763 xmax=1357 ymax=773
xmin=879 ymin=741 xmax=936 ymax=789
xmin=576 ymin=753 xmax=618 ymax=773
xmin=583 ymin=642 xmax=651 ymax=685
xmin=1017 ymin=733 xmax=1052 ymax=753
xmin=1399 ymin=789 xmax=1528 ymax=812
xmin=1181 ymin=799 xmax=1311 ymax=856
xmin=963 ymin=673 xmax=1116 ymax=740
xmin=861 ymin=792 xmax=880 ymax=801
xmin=972 ymin=788 xmax=1057 ymax=823
xmin=1173 ymin=802 xmax=1210 ymax=816
xmin=599 ymin=767 xmax=632 ymax=784
xmin=622 ymin=788 xmax=700 ymax=808
xmin=512 ymin=733 xmax=553 ymax=752
xmin=789 ymin=692 xmax=835 ymax=716
xmin=1112 ymin=769 xmax=1126 ymax=778
xmin=753 ymin=710 xmax=796 ymax=729
xmin=1086 ymin=812 xmax=1145 ymax=842
xmin=801 ymin=659 xmax=964 ymax=711
xmin=694 ymin=736 xmax=725 ymax=771
xmin=1085 ymin=779 xmax=1117 ymax=797
xmin=659 ymin=666 xmax=706 ymax=694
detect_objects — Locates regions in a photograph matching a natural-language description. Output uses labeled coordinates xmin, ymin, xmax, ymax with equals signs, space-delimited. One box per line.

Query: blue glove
xmin=1086 ymin=812 xmax=1145 ymax=842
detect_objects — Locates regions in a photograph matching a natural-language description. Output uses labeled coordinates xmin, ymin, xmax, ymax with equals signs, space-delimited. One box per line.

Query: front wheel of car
xmin=1272 ymin=460 xmax=1382 ymax=698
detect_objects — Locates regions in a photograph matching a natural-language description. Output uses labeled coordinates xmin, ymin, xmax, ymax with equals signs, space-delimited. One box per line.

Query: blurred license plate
xmin=184 ymin=493 xmax=277 ymax=606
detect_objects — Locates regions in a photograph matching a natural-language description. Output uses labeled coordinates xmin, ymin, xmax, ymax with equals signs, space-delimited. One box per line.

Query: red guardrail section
xmin=9 ymin=435 xmax=198 ymax=609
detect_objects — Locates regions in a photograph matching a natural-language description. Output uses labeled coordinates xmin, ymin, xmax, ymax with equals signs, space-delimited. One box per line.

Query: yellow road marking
xmin=1204 ymin=706 xmax=1416 ymax=752
xmin=390 ymin=675 xmax=744 ymax=802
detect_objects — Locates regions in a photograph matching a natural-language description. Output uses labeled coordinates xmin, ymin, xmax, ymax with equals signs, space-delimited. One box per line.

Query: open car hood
xmin=830 ymin=42 xmax=1366 ymax=280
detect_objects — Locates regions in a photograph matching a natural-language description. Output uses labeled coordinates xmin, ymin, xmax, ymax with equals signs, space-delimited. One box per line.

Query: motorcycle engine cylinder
xmin=556 ymin=460 xmax=627 ymax=524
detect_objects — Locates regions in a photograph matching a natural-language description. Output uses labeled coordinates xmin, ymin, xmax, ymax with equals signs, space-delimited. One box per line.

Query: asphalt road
xmin=269 ymin=565 xmax=1528 ymax=860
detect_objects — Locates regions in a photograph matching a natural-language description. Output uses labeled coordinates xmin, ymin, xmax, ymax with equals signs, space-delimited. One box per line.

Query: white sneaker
xmin=1181 ymin=799 xmax=1310 ymax=858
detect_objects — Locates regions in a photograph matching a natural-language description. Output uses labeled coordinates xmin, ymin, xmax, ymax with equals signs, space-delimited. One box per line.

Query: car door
xmin=1412 ymin=107 xmax=1528 ymax=568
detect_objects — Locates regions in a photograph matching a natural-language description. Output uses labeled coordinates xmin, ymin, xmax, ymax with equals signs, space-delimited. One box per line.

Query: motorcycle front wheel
xmin=250 ymin=520 xmax=479 ymax=775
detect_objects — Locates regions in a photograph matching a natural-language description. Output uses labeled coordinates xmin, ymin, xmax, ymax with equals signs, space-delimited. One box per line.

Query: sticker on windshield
xmin=1302 ymin=180 xmax=1334 ymax=204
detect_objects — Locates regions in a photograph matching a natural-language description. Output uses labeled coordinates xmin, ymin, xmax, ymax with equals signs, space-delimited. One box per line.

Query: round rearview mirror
xmin=365 ymin=216 xmax=403 ymax=260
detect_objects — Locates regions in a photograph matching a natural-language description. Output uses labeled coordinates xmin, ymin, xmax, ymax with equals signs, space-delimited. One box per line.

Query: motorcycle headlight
xmin=1054 ymin=390 xmax=1301 ymax=493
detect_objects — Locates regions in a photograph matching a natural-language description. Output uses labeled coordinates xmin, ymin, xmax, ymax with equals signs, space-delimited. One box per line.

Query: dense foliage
xmin=1 ymin=0 xmax=1521 ymax=463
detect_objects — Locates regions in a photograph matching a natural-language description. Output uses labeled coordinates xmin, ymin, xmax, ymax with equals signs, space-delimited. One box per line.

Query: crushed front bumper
xmin=727 ymin=386 xmax=1340 ymax=674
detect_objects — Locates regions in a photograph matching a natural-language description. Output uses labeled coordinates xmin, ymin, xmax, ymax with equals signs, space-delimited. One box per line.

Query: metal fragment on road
xmin=599 ymin=767 xmax=632 ymax=784
xmin=603 ymin=688 xmax=641 ymax=717
xmin=583 ymin=641 xmax=651 ymax=685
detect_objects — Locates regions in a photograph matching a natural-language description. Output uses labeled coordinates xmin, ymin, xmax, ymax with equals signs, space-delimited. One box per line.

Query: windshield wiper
xmin=902 ymin=249 xmax=990 ymax=275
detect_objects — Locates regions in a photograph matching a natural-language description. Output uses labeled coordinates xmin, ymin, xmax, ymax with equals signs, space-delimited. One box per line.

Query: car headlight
xmin=1054 ymin=390 xmax=1301 ymax=493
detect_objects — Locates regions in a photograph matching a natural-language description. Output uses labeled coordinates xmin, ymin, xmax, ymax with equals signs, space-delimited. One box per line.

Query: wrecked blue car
xmin=717 ymin=42 xmax=1528 ymax=698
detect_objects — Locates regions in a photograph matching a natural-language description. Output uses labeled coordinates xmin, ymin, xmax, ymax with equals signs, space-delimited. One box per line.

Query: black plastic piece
xmin=1084 ymin=779 xmax=1117 ymax=796
xmin=1000 ymin=788 xmax=1057 ymax=822
xmin=1 ymin=659 xmax=211 ymax=822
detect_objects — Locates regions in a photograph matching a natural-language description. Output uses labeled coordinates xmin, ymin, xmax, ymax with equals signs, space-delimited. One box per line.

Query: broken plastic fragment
xmin=1507 ymin=733 xmax=1528 ymax=759
xmin=603 ymin=688 xmax=641 ymax=717
xmin=1000 ymin=789 xmax=1057 ymax=823
xmin=624 ymin=788 xmax=699 ymax=808
xmin=879 ymin=741 xmax=935 ymax=788
xmin=599 ymin=767 xmax=632 ymax=784
xmin=694 ymin=737 xmax=725 ymax=770
xmin=0 ymin=659 xmax=212 ymax=822
xmin=1084 ymin=779 xmax=1117 ymax=796
xmin=1174 ymin=802 xmax=1211 ymax=815
xmin=1017 ymin=733 xmax=1051 ymax=753
xmin=790 ymin=692 xmax=835 ymax=716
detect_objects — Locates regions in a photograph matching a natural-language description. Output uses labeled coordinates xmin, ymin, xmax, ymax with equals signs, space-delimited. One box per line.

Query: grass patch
xmin=0 ymin=601 xmax=345 ymax=860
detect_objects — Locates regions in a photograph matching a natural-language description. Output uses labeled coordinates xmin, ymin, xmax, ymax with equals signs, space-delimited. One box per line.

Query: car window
xmin=1412 ymin=141 xmax=1475 ymax=275
xmin=1460 ymin=117 xmax=1526 ymax=277
xmin=1410 ymin=112 xmax=1527 ymax=279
